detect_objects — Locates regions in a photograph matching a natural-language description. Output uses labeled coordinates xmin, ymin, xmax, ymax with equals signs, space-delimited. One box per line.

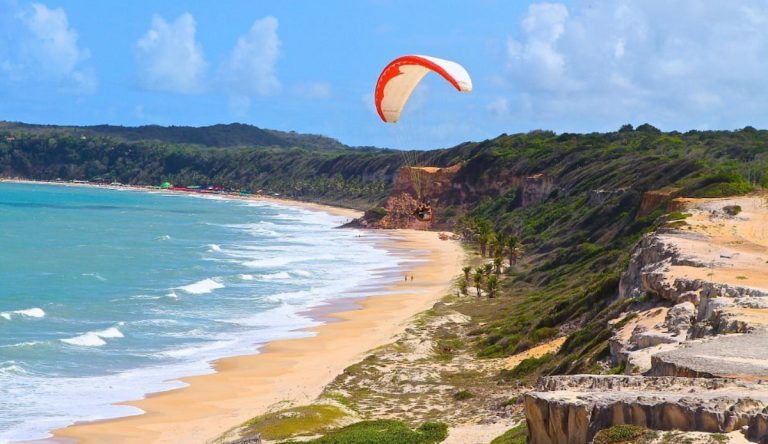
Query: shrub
xmin=531 ymin=327 xmax=558 ymax=343
xmin=593 ymin=425 xmax=657 ymax=444
xmin=293 ymin=420 xmax=448 ymax=444
xmin=453 ymin=390 xmax=474 ymax=401
xmin=500 ymin=353 xmax=553 ymax=380
xmin=241 ymin=404 xmax=347 ymax=441
xmin=490 ymin=422 xmax=528 ymax=444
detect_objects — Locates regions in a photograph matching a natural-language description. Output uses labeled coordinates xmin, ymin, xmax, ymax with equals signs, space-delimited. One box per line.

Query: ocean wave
xmin=176 ymin=278 xmax=225 ymax=295
xmin=0 ymin=340 xmax=46 ymax=350
xmin=260 ymin=271 xmax=290 ymax=280
xmin=157 ymin=338 xmax=236 ymax=358
xmin=207 ymin=243 xmax=222 ymax=252
xmin=61 ymin=325 xmax=124 ymax=347
xmin=0 ymin=307 xmax=46 ymax=320
xmin=82 ymin=272 xmax=107 ymax=281
xmin=238 ymin=274 xmax=255 ymax=280
xmin=242 ymin=257 xmax=293 ymax=268
xmin=155 ymin=234 xmax=171 ymax=241
xmin=0 ymin=362 xmax=31 ymax=376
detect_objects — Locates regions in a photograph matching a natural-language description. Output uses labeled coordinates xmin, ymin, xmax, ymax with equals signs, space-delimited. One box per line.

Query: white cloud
xmin=487 ymin=97 xmax=510 ymax=116
xmin=294 ymin=81 xmax=331 ymax=99
xmin=13 ymin=3 xmax=95 ymax=93
xmin=500 ymin=1 xmax=768 ymax=130
xmin=227 ymin=95 xmax=251 ymax=118
xmin=135 ymin=13 xmax=206 ymax=94
xmin=220 ymin=16 xmax=281 ymax=96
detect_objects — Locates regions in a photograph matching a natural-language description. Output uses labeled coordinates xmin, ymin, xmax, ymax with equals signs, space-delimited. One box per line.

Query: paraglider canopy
xmin=375 ymin=55 xmax=472 ymax=123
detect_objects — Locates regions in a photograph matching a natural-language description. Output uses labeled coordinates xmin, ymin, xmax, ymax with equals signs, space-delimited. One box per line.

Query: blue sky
xmin=1 ymin=1 xmax=768 ymax=149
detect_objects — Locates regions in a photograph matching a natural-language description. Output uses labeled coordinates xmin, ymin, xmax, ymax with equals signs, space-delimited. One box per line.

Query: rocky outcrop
xmin=520 ymin=174 xmax=554 ymax=207
xmin=648 ymin=331 xmax=768 ymax=379
xmin=391 ymin=164 xmax=462 ymax=199
xmin=526 ymin=195 xmax=768 ymax=443
xmin=349 ymin=165 xmax=461 ymax=229
xmin=350 ymin=164 xmax=557 ymax=229
xmin=587 ymin=188 xmax=629 ymax=206
xmin=638 ymin=189 xmax=678 ymax=217
xmin=526 ymin=376 xmax=768 ymax=444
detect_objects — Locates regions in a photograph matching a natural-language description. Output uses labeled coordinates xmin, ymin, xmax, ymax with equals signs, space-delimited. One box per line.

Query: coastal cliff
xmin=525 ymin=195 xmax=768 ymax=443
xmin=349 ymin=164 xmax=556 ymax=229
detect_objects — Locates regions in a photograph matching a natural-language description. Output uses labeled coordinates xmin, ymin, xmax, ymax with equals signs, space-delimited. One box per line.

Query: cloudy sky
xmin=1 ymin=0 xmax=767 ymax=149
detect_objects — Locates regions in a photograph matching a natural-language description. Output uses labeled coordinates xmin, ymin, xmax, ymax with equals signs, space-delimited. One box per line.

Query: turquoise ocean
xmin=0 ymin=182 xmax=407 ymax=442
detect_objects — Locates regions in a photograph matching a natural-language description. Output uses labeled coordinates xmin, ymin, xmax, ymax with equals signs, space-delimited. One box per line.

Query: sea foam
xmin=177 ymin=278 xmax=225 ymax=295
xmin=61 ymin=325 xmax=124 ymax=347
xmin=0 ymin=307 xmax=46 ymax=320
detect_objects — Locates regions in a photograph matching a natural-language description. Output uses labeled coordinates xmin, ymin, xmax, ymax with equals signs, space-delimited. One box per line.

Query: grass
xmin=286 ymin=420 xmax=448 ymax=444
xmin=238 ymin=404 xmax=348 ymax=441
xmin=499 ymin=353 xmax=554 ymax=381
xmin=667 ymin=211 xmax=692 ymax=221
xmin=593 ymin=425 xmax=658 ymax=444
xmin=490 ymin=422 xmax=528 ymax=444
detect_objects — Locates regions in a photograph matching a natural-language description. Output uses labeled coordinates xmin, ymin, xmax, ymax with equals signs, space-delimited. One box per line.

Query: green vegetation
xmin=490 ymin=422 xmax=528 ymax=444
xmin=593 ymin=425 xmax=658 ymax=444
xmin=237 ymin=404 xmax=347 ymax=441
xmin=287 ymin=420 xmax=448 ymax=444
xmin=500 ymin=354 xmax=554 ymax=381
xmin=4 ymin=122 xmax=767 ymax=379
xmin=666 ymin=211 xmax=692 ymax=221
xmin=452 ymin=389 xmax=474 ymax=401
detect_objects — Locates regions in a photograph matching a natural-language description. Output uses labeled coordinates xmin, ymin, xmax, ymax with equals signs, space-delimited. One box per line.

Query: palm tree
xmin=505 ymin=236 xmax=525 ymax=269
xmin=462 ymin=265 xmax=472 ymax=282
xmin=486 ymin=275 xmax=498 ymax=298
xmin=473 ymin=269 xmax=484 ymax=297
xmin=483 ymin=263 xmax=494 ymax=276
xmin=475 ymin=219 xmax=493 ymax=257
xmin=458 ymin=277 xmax=468 ymax=296
xmin=493 ymin=257 xmax=503 ymax=275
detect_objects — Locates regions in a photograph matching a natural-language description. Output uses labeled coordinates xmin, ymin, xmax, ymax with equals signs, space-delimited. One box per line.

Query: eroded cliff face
xmin=526 ymin=376 xmax=768 ymax=444
xmin=525 ymin=194 xmax=768 ymax=443
xmin=349 ymin=164 xmax=556 ymax=229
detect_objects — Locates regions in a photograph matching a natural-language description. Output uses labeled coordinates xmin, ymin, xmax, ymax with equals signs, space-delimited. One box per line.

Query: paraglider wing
xmin=375 ymin=55 xmax=472 ymax=123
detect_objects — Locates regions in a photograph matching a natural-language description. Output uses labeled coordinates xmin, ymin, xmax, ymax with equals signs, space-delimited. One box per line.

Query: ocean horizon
xmin=0 ymin=182 xmax=411 ymax=442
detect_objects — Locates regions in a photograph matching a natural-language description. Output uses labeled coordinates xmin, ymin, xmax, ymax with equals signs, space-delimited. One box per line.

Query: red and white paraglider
xmin=374 ymin=55 xmax=472 ymax=222
xmin=374 ymin=55 xmax=473 ymax=123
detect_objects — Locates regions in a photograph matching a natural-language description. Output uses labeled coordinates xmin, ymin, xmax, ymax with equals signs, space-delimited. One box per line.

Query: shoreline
xmin=4 ymin=179 xmax=466 ymax=443
xmin=50 ymin=230 xmax=463 ymax=443
xmin=0 ymin=178 xmax=364 ymax=221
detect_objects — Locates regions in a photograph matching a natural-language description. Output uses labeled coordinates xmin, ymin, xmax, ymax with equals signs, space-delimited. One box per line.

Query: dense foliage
xmin=448 ymin=124 xmax=768 ymax=375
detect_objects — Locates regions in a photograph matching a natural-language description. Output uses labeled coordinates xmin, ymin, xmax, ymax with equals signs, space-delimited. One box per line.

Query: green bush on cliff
xmin=239 ymin=404 xmax=347 ymax=441
xmin=490 ymin=422 xmax=528 ymax=444
xmin=290 ymin=420 xmax=448 ymax=444
xmin=593 ymin=425 xmax=657 ymax=444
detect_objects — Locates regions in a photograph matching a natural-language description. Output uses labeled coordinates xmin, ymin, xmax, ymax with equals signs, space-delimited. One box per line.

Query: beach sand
xmin=49 ymin=227 xmax=464 ymax=443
